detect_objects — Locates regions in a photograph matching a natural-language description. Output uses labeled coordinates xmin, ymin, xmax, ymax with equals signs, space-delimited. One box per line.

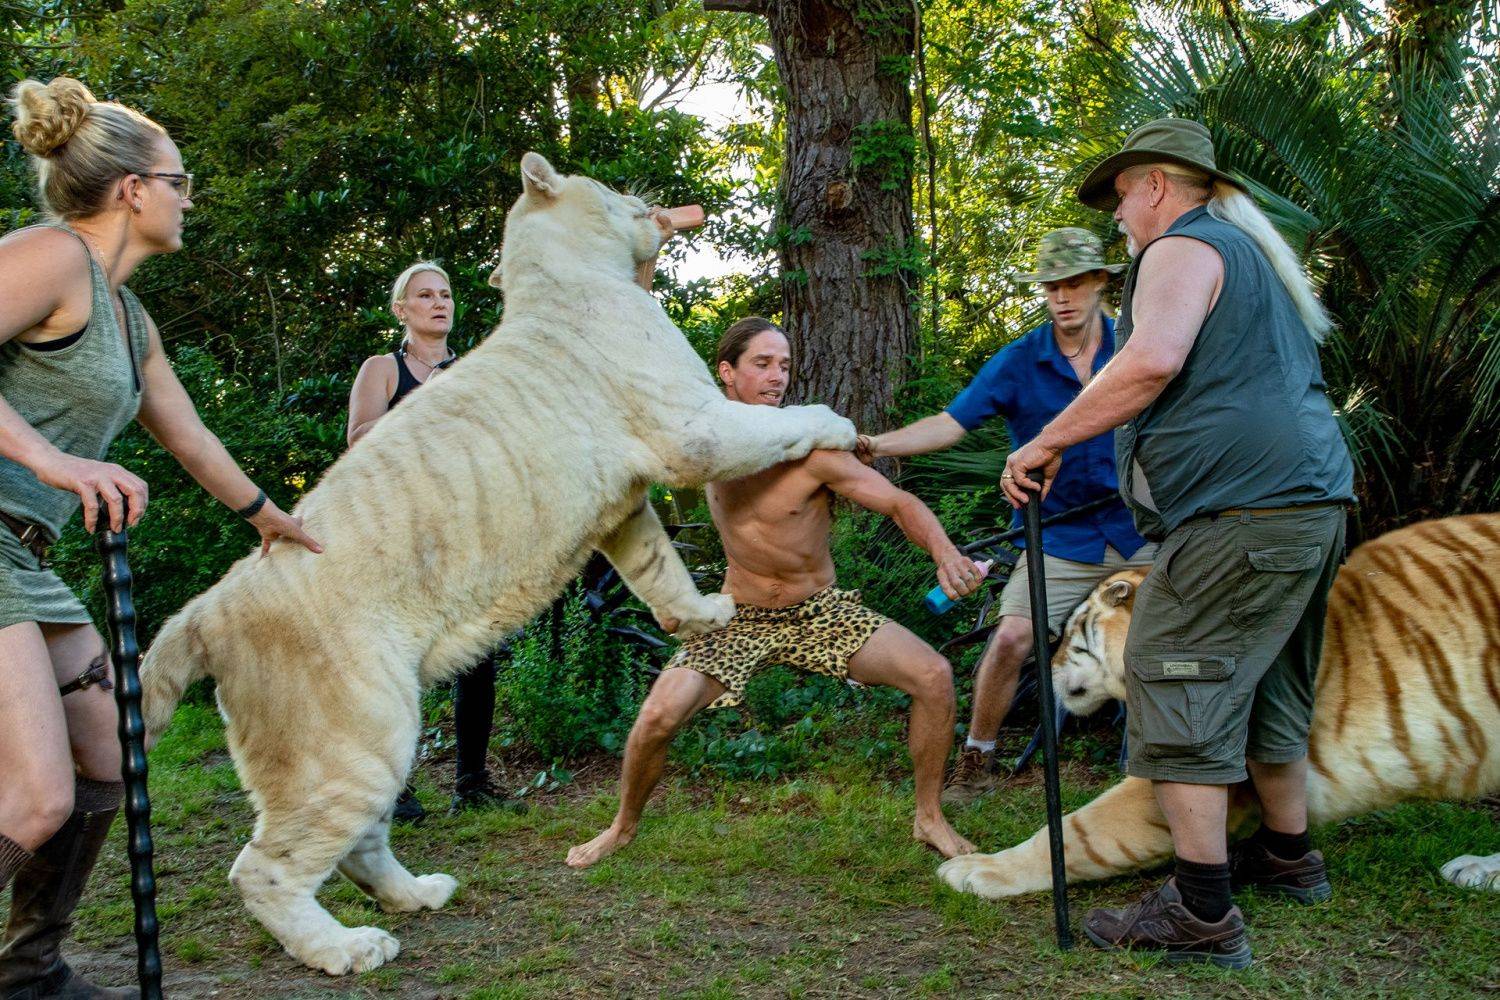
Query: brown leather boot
xmin=1083 ymin=876 xmax=1253 ymax=969
xmin=1230 ymin=840 xmax=1332 ymax=904
xmin=0 ymin=836 xmax=31 ymax=894
xmin=0 ymin=780 xmax=133 ymax=1000
xmin=940 ymin=747 xmax=1001 ymax=806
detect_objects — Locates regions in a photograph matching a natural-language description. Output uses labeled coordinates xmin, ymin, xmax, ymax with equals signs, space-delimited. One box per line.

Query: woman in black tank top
xmin=347 ymin=263 xmax=459 ymax=442
xmin=346 ymin=262 xmax=516 ymax=821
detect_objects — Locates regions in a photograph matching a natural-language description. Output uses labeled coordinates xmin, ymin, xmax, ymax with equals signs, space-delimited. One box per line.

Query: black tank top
xmin=387 ymin=351 xmax=422 ymax=408
xmin=386 ymin=345 xmax=456 ymax=408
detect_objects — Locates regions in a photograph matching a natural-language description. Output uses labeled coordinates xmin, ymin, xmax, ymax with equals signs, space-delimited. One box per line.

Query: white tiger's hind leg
xmin=222 ymin=663 xmax=419 ymax=976
xmin=338 ymin=815 xmax=458 ymax=913
xmin=230 ymin=812 xmax=400 ymax=976
xmin=1441 ymin=853 xmax=1500 ymax=890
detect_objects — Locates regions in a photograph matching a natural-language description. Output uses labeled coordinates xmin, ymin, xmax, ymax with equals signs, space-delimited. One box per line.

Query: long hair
xmin=1206 ymin=182 xmax=1331 ymax=342
xmin=1132 ymin=163 xmax=1332 ymax=343
xmin=715 ymin=316 xmax=786 ymax=368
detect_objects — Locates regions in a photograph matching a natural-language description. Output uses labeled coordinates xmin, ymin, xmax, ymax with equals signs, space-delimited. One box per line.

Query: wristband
xmin=236 ymin=488 xmax=268 ymax=520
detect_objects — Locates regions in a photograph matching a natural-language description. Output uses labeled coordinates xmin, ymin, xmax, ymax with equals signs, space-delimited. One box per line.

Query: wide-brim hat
xmin=1014 ymin=226 xmax=1127 ymax=283
xmin=1077 ymin=117 xmax=1248 ymax=212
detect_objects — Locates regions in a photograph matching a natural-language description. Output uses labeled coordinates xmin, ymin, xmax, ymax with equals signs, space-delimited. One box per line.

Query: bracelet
xmin=235 ymin=488 xmax=268 ymax=520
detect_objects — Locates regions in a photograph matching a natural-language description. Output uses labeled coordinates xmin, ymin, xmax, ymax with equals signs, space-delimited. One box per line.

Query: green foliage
xmin=496 ymin=594 xmax=653 ymax=762
xmin=850 ymin=118 xmax=916 ymax=191
xmin=48 ymin=348 xmax=344 ymax=646
xmin=861 ymin=234 xmax=935 ymax=289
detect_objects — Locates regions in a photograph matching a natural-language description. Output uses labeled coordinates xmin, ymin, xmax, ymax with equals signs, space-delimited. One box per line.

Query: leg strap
xmin=58 ymin=655 xmax=112 ymax=698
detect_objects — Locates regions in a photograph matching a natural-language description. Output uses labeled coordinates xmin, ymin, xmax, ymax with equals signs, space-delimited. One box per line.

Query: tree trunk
xmin=711 ymin=0 xmax=918 ymax=433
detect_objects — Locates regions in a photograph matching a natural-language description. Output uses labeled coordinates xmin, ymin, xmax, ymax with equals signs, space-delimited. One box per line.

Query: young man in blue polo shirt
xmin=860 ymin=228 xmax=1155 ymax=803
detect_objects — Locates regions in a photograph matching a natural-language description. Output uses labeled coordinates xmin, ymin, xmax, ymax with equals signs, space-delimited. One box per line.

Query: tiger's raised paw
xmin=668 ymin=592 xmax=736 ymax=637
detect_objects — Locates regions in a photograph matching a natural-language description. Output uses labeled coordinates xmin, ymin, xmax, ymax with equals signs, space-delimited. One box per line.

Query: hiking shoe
xmin=1083 ymin=876 xmax=1253 ymax=970
xmin=449 ymin=775 xmax=528 ymax=816
xmin=941 ymin=747 xmax=1001 ymax=806
xmin=1230 ymin=841 xmax=1332 ymax=904
xmin=391 ymin=786 xmax=427 ymax=826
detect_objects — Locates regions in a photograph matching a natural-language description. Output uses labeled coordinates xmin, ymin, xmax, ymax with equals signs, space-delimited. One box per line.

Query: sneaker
xmin=941 ymin=747 xmax=1001 ymax=806
xmin=1230 ymin=840 xmax=1332 ymax=904
xmin=1083 ymin=876 xmax=1253 ymax=970
xmin=449 ymin=774 xmax=528 ymax=816
xmin=391 ymin=786 xmax=427 ymax=826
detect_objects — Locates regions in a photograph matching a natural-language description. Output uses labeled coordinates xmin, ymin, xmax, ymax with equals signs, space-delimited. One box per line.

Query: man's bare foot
xmin=914 ymin=814 xmax=976 ymax=859
xmin=566 ymin=824 xmax=635 ymax=869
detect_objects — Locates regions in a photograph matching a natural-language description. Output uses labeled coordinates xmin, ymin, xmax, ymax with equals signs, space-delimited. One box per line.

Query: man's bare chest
xmin=708 ymin=465 xmax=828 ymax=527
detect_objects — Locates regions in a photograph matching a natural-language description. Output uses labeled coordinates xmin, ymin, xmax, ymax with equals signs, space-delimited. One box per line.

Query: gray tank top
xmin=1113 ymin=206 xmax=1354 ymax=537
xmin=0 ymin=224 xmax=150 ymax=540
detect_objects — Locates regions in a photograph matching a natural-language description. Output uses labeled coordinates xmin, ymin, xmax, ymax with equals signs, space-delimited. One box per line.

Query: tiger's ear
xmin=520 ymin=151 xmax=561 ymax=200
xmin=1101 ymin=579 xmax=1135 ymax=607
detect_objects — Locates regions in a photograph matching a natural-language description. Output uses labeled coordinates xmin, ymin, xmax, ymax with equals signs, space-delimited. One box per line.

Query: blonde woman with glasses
xmin=0 ymin=77 xmax=321 ymax=999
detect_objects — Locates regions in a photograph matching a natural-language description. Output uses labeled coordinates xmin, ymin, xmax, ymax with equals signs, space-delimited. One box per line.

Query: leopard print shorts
xmin=665 ymin=586 xmax=891 ymax=709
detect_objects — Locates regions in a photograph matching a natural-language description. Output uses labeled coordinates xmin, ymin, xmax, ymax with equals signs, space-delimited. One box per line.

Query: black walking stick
xmin=95 ymin=502 xmax=164 ymax=1000
xmin=1021 ymin=471 xmax=1072 ymax=950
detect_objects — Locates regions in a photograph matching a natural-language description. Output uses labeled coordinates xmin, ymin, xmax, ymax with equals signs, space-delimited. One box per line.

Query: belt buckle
xmin=17 ymin=523 xmax=51 ymax=567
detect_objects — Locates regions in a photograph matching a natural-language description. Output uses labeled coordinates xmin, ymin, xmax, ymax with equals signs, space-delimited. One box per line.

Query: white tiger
xmin=138 ymin=152 xmax=857 ymax=975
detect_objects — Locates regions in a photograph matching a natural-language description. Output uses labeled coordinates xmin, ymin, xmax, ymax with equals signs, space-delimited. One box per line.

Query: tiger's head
xmin=1050 ymin=567 xmax=1148 ymax=716
xmin=494 ymin=151 xmax=668 ymax=292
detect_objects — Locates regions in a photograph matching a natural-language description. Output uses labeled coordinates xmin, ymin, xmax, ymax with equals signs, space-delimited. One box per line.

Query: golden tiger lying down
xmin=939 ymin=513 xmax=1500 ymax=897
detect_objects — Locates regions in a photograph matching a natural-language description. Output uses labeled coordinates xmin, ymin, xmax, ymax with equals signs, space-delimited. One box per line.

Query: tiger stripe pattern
xmin=939 ymin=513 xmax=1500 ymax=897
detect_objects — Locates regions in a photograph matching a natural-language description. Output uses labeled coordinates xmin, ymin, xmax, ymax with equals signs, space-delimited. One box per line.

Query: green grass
xmin=48 ymin=702 xmax=1500 ymax=998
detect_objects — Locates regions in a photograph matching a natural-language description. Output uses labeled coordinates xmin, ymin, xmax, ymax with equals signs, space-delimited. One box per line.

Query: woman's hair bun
xmin=10 ymin=77 xmax=96 ymax=157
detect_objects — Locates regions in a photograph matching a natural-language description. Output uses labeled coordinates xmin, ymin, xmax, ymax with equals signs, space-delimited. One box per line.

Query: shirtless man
xmin=567 ymin=317 xmax=984 ymax=868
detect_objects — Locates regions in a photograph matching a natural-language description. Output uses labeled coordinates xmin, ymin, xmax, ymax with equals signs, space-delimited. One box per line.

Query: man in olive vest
xmin=1001 ymin=119 xmax=1354 ymax=968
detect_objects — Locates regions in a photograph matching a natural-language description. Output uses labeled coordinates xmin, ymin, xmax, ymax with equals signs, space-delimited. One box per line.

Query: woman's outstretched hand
xmin=250 ymin=501 xmax=323 ymax=556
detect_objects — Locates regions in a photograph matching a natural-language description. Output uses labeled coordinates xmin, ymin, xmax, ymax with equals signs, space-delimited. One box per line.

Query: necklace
xmin=1058 ymin=325 xmax=1092 ymax=360
xmin=399 ymin=343 xmax=456 ymax=374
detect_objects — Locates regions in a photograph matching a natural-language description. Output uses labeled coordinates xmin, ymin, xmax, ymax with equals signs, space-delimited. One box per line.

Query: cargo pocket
xmin=1127 ymin=653 xmax=1236 ymax=754
xmin=1230 ymin=544 xmax=1323 ymax=629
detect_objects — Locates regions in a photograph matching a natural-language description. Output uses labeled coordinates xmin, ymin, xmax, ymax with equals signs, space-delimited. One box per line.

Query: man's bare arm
xmin=805 ymin=449 xmax=982 ymax=599
xmin=858 ymin=412 xmax=966 ymax=462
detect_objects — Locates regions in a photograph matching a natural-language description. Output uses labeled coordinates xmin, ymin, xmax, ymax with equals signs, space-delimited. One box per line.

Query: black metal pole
xmin=95 ymin=512 xmax=164 ymax=999
xmin=959 ymin=493 xmax=1119 ymax=557
xmin=1021 ymin=472 xmax=1072 ymax=950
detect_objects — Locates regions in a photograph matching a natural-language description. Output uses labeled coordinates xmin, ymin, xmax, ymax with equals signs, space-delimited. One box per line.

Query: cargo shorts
xmin=1123 ymin=504 xmax=1345 ymax=785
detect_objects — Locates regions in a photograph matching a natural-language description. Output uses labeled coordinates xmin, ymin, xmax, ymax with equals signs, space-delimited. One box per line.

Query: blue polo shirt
xmin=945 ymin=316 xmax=1147 ymax=562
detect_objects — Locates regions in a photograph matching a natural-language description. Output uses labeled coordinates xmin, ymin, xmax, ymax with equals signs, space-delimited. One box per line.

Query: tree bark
xmin=710 ymin=0 xmax=919 ymax=433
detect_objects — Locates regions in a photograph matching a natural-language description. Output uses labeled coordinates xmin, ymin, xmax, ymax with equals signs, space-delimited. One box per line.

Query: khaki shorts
xmin=1123 ymin=505 xmax=1345 ymax=785
xmin=996 ymin=543 xmax=1158 ymax=632
xmin=665 ymin=586 xmax=890 ymax=709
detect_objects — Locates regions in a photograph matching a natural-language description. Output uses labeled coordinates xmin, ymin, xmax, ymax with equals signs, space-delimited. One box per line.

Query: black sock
xmin=1252 ymin=823 xmax=1311 ymax=861
xmin=1175 ymin=858 xmax=1233 ymax=922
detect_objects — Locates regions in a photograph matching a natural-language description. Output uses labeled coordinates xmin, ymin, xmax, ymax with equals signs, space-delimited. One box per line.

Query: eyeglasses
xmin=140 ymin=172 xmax=194 ymax=200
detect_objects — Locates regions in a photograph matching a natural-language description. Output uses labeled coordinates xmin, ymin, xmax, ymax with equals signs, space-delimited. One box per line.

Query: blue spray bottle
xmin=924 ymin=560 xmax=993 ymax=615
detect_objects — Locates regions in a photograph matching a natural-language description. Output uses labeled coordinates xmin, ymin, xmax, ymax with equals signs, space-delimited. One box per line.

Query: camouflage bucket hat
xmin=1014 ymin=227 xmax=1127 ymax=283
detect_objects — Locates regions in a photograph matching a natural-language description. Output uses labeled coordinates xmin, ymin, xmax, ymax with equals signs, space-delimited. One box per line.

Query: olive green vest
xmin=0 ymin=224 xmax=149 ymax=540
xmin=1114 ymin=206 xmax=1354 ymax=537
